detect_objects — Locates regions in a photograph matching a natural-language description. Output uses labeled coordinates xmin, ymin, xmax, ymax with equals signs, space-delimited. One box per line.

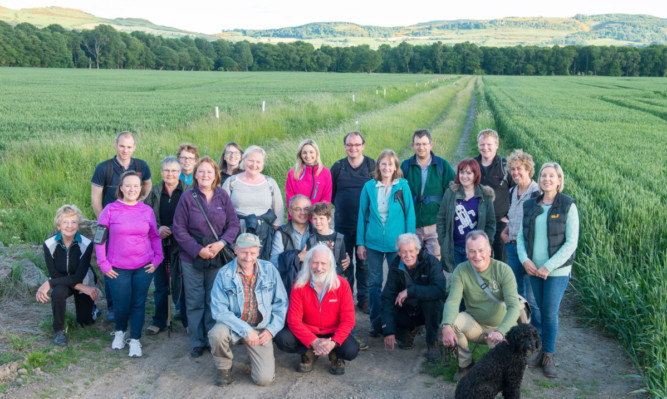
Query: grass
xmin=421 ymin=344 xmax=490 ymax=382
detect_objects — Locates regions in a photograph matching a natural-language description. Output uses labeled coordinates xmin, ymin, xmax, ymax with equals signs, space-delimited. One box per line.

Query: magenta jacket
xmin=95 ymin=201 xmax=163 ymax=275
xmin=285 ymin=165 xmax=332 ymax=207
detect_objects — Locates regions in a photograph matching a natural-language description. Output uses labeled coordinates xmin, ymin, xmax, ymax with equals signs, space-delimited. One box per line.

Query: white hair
xmin=396 ymin=233 xmax=421 ymax=251
xmin=294 ymin=244 xmax=340 ymax=291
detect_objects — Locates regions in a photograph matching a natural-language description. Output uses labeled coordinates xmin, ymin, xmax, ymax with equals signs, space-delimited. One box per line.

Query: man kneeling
xmin=275 ymin=244 xmax=359 ymax=375
xmin=208 ymin=233 xmax=288 ymax=386
xmin=374 ymin=233 xmax=447 ymax=361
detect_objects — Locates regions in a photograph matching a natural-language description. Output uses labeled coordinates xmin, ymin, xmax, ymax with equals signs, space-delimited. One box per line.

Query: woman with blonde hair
xmin=285 ymin=139 xmax=332 ymax=207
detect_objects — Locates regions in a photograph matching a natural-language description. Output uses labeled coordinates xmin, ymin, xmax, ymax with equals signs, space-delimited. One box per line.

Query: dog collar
xmin=504 ymin=339 xmax=509 ymax=345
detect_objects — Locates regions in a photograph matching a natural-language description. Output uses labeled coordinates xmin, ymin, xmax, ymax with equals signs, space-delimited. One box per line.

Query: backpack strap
xmin=102 ymin=158 xmax=114 ymax=201
xmin=334 ymin=233 xmax=344 ymax=264
xmin=400 ymin=160 xmax=409 ymax=181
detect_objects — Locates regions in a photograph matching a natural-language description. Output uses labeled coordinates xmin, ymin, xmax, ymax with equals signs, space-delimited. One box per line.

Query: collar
xmin=409 ymin=152 xmax=437 ymax=167
xmin=113 ymin=156 xmax=134 ymax=169
xmin=179 ymin=172 xmax=193 ymax=185
xmin=375 ymin=179 xmax=399 ymax=188
xmin=310 ymin=279 xmax=330 ymax=293
xmin=55 ymin=231 xmax=82 ymax=245
xmin=237 ymin=262 xmax=257 ymax=279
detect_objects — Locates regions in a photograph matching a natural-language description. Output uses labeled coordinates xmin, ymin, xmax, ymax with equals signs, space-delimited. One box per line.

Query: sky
xmin=1 ymin=0 xmax=665 ymax=34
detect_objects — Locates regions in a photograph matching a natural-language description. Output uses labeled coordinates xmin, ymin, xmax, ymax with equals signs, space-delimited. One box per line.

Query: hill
xmin=1 ymin=6 xmax=665 ymax=47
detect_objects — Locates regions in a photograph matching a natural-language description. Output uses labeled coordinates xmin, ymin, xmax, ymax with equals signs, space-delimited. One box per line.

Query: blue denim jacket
xmin=211 ymin=258 xmax=288 ymax=342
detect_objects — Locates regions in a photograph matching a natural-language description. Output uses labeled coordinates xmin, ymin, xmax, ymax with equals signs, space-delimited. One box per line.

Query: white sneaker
xmin=111 ymin=330 xmax=126 ymax=350
xmin=128 ymin=339 xmax=142 ymax=358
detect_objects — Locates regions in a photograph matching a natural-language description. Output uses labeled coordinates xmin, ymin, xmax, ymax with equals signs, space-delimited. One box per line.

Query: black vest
xmin=522 ymin=192 xmax=576 ymax=269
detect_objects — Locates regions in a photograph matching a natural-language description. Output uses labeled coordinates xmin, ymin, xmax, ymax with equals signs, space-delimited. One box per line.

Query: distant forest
xmin=1 ymin=22 xmax=665 ymax=76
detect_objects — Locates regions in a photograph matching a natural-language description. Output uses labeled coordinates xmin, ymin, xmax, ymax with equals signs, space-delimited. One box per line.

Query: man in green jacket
xmin=400 ymin=129 xmax=455 ymax=260
xmin=441 ymin=230 xmax=519 ymax=382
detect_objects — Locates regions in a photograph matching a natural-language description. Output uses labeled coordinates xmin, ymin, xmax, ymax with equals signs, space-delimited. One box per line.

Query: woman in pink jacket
xmin=285 ymin=139 xmax=332 ymax=208
xmin=95 ymin=171 xmax=163 ymax=358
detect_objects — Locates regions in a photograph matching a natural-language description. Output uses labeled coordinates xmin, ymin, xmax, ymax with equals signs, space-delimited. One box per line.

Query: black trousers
xmin=51 ymin=285 xmax=95 ymax=332
xmin=492 ymin=220 xmax=508 ymax=263
xmin=374 ymin=299 xmax=444 ymax=344
xmin=274 ymin=327 xmax=360 ymax=361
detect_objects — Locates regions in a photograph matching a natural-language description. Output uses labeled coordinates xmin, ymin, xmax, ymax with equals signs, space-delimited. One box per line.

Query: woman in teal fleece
xmin=356 ymin=149 xmax=416 ymax=333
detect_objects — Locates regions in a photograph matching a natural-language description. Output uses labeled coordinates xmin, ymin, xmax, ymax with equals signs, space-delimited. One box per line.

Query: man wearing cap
xmin=208 ymin=233 xmax=288 ymax=387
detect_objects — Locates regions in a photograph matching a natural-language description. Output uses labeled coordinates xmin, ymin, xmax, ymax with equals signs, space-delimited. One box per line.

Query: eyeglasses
xmin=225 ymin=151 xmax=241 ymax=157
xmin=162 ymin=169 xmax=180 ymax=175
xmin=345 ymin=143 xmax=363 ymax=148
xmin=179 ymin=156 xmax=196 ymax=162
xmin=291 ymin=207 xmax=311 ymax=213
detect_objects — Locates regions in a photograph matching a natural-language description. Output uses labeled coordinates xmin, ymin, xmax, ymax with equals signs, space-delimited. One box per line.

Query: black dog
xmin=455 ymin=324 xmax=541 ymax=399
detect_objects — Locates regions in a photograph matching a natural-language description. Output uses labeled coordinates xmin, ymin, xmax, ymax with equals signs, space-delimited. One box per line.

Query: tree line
xmin=1 ymin=21 xmax=665 ymax=76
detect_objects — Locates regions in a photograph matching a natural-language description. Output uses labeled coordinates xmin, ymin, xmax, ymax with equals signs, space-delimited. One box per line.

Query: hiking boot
xmin=453 ymin=362 xmax=474 ymax=383
xmin=91 ymin=305 xmax=101 ymax=321
xmin=425 ymin=342 xmax=440 ymax=362
xmin=145 ymin=325 xmax=163 ymax=336
xmin=215 ymin=368 xmax=233 ymax=386
xmin=357 ymin=300 xmax=370 ymax=314
xmin=128 ymin=339 xmax=142 ymax=358
xmin=297 ymin=348 xmax=316 ymax=372
xmin=190 ymin=346 xmax=205 ymax=358
xmin=398 ymin=328 xmax=418 ymax=350
xmin=328 ymin=351 xmax=345 ymax=375
xmin=53 ymin=331 xmax=67 ymax=346
xmin=368 ymin=327 xmax=381 ymax=338
xmin=542 ymin=352 xmax=557 ymax=378
xmin=527 ymin=350 xmax=543 ymax=368
xmin=111 ymin=330 xmax=126 ymax=350
xmin=355 ymin=335 xmax=369 ymax=351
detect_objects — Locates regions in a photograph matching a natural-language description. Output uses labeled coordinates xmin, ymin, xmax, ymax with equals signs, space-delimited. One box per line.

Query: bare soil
xmin=0 ymin=278 xmax=646 ymax=399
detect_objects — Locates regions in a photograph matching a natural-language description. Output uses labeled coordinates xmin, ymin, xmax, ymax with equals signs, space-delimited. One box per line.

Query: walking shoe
xmin=398 ymin=327 xmax=419 ymax=350
xmin=357 ymin=300 xmax=370 ymax=314
xmin=542 ymin=352 xmax=557 ymax=378
xmin=190 ymin=346 xmax=205 ymax=358
xmin=111 ymin=330 xmax=126 ymax=350
xmin=215 ymin=368 xmax=233 ymax=386
xmin=368 ymin=327 xmax=381 ymax=338
xmin=128 ymin=339 xmax=142 ymax=358
xmin=425 ymin=342 xmax=440 ymax=362
xmin=53 ymin=331 xmax=68 ymax=346
xmin=527 ymin=350 xmax=543 ymax=368
xmin=453 ymin=362 xmax=474 ymax=383
xmin=297 ymin=348 xmax=316 ymax=372
xmin=145 ymin=325 xmax=163 ymax=336
xmin=328 ymin=351 xmax=345 ymax=375
xmin=354 ymin=335 xmax=369 ymax=351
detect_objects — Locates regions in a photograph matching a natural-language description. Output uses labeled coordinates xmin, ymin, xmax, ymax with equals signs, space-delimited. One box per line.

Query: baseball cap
xmin=235 ymin=233 xmax=262 ymax=248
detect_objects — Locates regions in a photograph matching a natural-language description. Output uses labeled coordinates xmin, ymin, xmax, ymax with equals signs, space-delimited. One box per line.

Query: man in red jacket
xmin=274 ymin=244 xmax=359 ymax=375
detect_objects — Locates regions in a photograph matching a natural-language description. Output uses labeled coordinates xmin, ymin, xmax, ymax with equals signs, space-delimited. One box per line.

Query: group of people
xmin=37 ymin=127 xmax=578 ymax=386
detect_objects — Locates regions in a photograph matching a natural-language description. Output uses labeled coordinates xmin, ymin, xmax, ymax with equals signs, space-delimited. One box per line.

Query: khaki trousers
xmin=208 ymin=323 xmax=275 ymax=386
xmin=452 ymin=312 xmax=498 ymax=367
xmin=416 ymin=224 xmax=441 ymax=260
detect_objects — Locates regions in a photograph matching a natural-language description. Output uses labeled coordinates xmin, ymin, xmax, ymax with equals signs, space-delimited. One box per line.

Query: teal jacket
xmin=357 ymin=178 xmax=416 ymax=253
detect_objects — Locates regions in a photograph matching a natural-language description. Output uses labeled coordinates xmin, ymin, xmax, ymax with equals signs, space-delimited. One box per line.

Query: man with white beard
xmin=274 ymin=244 xmax=359 ymax=375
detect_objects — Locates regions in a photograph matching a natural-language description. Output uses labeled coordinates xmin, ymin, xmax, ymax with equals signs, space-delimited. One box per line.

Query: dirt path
xmin=0 ymin=283 xmax=646 ymax=399
xmin=452 ymin=83 xmax=477 ymax=165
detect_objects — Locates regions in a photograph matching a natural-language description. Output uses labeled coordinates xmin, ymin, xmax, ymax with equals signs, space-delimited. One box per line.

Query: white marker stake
xmin=376 ymin=89 xmax=378 ymax=96
xmin=384 ymin=88 xmax=386 ymax=97
xmin=215 ymin=106 xmax=219 ymax=119
xmin=352 ymin=94 xmax=355 ymax=103
xmin=262 ymin=101 xmax=266 ymax=113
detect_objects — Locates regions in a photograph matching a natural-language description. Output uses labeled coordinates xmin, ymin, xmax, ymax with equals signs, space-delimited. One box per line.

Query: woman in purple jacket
xmin=173 ymin=156 xmax=241 ymax=357
xmin=96 ymin=171 xmax=163 ymax=358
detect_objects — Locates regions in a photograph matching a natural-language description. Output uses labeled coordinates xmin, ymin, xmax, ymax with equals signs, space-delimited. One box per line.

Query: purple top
xmin=95 ymin=201 xmax=163 ymax=274
xmin=453 ymin=197 xmax=480 ymax=247
xmin=172 ymin=186 xmax=241 ymax=264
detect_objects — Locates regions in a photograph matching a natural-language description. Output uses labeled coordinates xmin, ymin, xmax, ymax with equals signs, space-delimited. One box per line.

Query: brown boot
xmin=298 ymin=348 xmax=316 ymax=372
xmin=527 ymin=350 xmax=543 ymax=368
xmin=328 ymin=351 xmax=345 ymax=375
xmin=542 ymin=352 xmax=557 ymax=378
xmin=425 ymin=342 xmax=440 ymax=362
xmin=215 ymin=368 xmax=233 ymax=386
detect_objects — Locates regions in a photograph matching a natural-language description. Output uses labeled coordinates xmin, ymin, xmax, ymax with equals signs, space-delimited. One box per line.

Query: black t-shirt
xmin=159 ymin=184 xmax=183 ymax=228
xmin=330 ymin=156 xmax=376 ymax=230
xmin=91 ymin=157 xmax=151 ymax=208
xmin=307 ymin=231 xmax=347 ymax=274
xmin=475 ymin=155 xmax=513 ymax=220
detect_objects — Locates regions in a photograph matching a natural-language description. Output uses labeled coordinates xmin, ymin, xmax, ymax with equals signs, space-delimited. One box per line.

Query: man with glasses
xmin=400 ymin=129 xmax=455 ymax=261
xmin=270 ymin=195 xmax=314 ymax=268
xmin=330 ymin=131 xmax=375 ymax=314
xmin=176 ymin=143 xmax=199 ymax=186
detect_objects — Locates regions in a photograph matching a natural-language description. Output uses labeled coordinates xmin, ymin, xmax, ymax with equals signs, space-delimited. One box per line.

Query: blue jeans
xmin=366 ymin=248 xmax=397 ymax=326
xmin=453 ymin=245 xmax=467 ymax=268
xmin=110 ymin=266 xmax=154 ymax=339
xmin=506 ymin=242 xmax=541 ymax=328
xmin=529 ymin=274 xmax=569 ymax=354
xmin=339 ymin=228 xmax=368 ymax=303
xmin=151 ymin=262 xmax=169 ymax=329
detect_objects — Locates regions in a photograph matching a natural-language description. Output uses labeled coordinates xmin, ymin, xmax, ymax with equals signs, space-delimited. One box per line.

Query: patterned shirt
xmin=238 ymin=265 xmax=262 ymax=327
xmin=507 ymin=181 xmax=540 ymax=240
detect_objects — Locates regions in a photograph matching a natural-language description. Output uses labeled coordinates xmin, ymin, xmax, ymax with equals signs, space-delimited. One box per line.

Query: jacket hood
xmin=448 ymin=182 xmax=496 ymax=201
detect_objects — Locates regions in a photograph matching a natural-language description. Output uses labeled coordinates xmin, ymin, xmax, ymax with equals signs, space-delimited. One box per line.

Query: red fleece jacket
xmin=287 ymin=275 xmax=355 ymax=347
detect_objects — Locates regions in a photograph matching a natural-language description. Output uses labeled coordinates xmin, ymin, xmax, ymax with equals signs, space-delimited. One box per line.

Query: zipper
xmin=309 ymin=167 xmax=315 ymax=199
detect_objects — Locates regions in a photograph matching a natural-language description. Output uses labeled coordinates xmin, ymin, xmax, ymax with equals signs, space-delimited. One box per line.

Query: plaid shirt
xmin=238 ymin=265 xmax=262 ymax=327
xmin=507 ymin=181 xmax=540 ymax=240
